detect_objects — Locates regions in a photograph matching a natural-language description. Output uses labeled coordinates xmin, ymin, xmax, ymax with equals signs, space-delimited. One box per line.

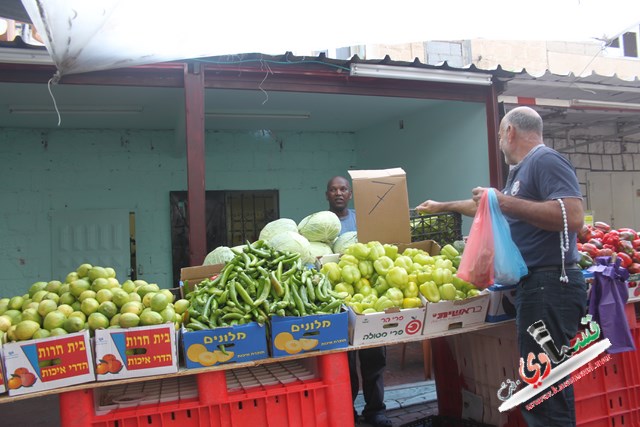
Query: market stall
xmin=0 ymin=169 xmax=488 ymax=426
xmin=0 ymin=22 xmax=638 ymax=426
xmin=1 ymin=189 xmax=637 ymax=427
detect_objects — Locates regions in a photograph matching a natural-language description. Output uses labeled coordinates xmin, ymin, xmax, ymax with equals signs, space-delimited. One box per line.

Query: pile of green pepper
xmin=183 ymin=240 xmax=344 ymax=331
xmin=321 ymin=241 xmax=481 ymax=313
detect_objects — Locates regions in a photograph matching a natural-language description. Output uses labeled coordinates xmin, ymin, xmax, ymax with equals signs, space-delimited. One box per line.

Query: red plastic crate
xmin=573 ymin=352 xmax=636 ymax=400
xmin=59 ymin=353 xmax=353 ymax=427
xmin=575 ymin=386 xmax=640 ymax=427
xmin=574 ymin=323 xmax=640 ymax=426
xmin=624 ymin=302 xmax=637 ymax=331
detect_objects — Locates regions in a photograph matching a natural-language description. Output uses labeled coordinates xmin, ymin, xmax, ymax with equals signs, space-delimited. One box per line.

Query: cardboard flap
xmin=396 ymin=240 xmax=441 ymax=256
xmin=348 ymin=168 xmax=410 ymax=244
xmin=348 ymin=168 xmax=406 ymax=180
xmin=180 ymin=264 xmax=224 ymax=294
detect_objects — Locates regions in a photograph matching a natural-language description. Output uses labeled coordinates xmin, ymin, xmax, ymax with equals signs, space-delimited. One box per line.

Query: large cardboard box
xmin=348 ymin=168 xmax=410 ymax=244
xmin=179 ymin=264 xmax=269 ymax=368
xmin=485 ymin=283 xmax=517 ymax=322
xmin=94 ymin=324 xmax=178 ymax=381
xmin=2 ymin=330 xmax=95 ymax=396
xmin=270 ymin=309 xmax=349 ymax=358
xmin=348 ymin=305 xmax=426 ymax=346
xmin=181 ymin=322 xmax=268 ymax=368
xmin=346 ymin=240 xmax=439 ymax=345
xmin=422 ymin=292 xmax=490 ymax=335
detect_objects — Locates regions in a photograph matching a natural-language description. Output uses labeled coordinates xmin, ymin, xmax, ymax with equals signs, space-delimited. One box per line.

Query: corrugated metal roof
xmin=498 ymin=70 xmax=640 ymax=142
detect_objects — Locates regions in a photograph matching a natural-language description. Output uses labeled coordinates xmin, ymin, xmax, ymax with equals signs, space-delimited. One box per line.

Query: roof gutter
xmin=0 ymin=47 xmax=52 ymax=65
xmin=500 ymin=95 xmax=640 ymax=112
xmin=350 ymin=63 xmax=493 ymax=86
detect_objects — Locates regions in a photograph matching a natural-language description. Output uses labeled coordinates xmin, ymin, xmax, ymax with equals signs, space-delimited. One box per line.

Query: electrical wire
xmin=46 ymin=74 xmax=62 ymax=127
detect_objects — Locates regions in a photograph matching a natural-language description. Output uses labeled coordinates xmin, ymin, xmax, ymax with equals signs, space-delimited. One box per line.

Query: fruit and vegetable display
xmin=320 ymin=240 xmax=481 ymax=314
xmin=0 ymin=264 xmax=189 ymax=343
xmin=183 ymin=240 xmax=345 ymax=331
xmin=577 ymin=222 xmax=640 ymax=274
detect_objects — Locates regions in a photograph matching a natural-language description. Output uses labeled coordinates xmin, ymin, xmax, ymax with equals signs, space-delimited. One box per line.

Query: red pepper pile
xmin=577 ymin=221 xmax=640 ymax=274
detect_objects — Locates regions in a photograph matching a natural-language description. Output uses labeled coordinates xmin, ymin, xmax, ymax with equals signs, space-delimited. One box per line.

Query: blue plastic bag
xmin=488 ymin=189 xmax=528 ymax=284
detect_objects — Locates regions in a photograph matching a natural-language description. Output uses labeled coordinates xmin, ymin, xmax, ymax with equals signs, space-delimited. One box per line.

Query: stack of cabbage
xmin=262 ymin=211 xmax=342 ymax=262
xmin=203 ymin=211 xmax=360 ymax=266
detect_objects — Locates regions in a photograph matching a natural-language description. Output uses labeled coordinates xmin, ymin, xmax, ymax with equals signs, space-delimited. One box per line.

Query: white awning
xmin=19 ymin=0 xmax=639 ymax=77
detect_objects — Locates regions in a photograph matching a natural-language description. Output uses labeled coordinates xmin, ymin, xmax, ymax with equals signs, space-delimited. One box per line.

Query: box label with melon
xmin=269 ymin=310 xmax=348 ymax=358
xmin=181 ymin=322 xmax=268 ymax=368
xmin=94 ymin=323 xmax=178 ymax=380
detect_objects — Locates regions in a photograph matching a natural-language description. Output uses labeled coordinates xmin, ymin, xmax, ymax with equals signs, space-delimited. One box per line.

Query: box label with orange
xmin=94 ymin=324 xmax=178 ymax=381
xmin=2 ymin=330 xmax=95 ymax=396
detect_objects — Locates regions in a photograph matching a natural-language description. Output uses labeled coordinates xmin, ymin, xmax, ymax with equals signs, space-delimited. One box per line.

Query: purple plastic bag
xmin=587 ymin=256 xmax=635 ymax=354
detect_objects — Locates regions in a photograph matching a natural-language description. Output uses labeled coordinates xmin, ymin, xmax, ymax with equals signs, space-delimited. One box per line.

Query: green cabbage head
xmin=309 ymin=241 xmax=334 ymax=258
xmin=298 ymin=211 xmax=341 ymax=243
xmin=259 ymin=218 xmax=298 ymax=242
xmin=332 ymin=231 xmax=358 ymax=254
xmin=203 ymin=246 xmax=235 ymax=265
xmin=268 ymin=231 xmax=314 ymax=264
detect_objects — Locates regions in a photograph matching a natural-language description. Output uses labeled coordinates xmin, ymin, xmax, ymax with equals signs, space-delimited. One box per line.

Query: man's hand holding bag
xmin=457 ymin=188 xmax=527 ymax=289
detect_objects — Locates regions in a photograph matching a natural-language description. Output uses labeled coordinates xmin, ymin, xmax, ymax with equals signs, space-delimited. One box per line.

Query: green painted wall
xmin=354 ymin=100 xmax=491 ymax=233
xmin=204 ymin=130 xmax=357 ymax=219
xmin=0 ymin=102 xmax=490 ymax=298
xmin=0 ymin=128 xmax=356 ymax=297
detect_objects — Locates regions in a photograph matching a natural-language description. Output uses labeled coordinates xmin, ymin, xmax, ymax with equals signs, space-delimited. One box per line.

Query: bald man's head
xmin=502 ymin=106 xmax=543 ymax=136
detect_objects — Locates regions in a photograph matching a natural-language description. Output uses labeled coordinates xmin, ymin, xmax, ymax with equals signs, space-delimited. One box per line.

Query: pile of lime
xmin=0 ymin=264 xmax=190 ymax=342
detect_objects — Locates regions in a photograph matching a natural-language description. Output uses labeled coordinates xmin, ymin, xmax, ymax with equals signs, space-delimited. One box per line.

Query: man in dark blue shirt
xmin=326 ymin=176 xmax=392 ymax=427
xmin=416 ymin=107 xmax=587 ymax=426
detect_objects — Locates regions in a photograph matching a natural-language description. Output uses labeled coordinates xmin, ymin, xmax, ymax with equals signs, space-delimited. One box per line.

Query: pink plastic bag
xmin=457 ymin=190 xmax=495 ymax=289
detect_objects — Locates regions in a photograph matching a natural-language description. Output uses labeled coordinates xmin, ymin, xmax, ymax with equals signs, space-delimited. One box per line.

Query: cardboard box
xmin=0 ymin=350 xmax=5 ymax=394
xmin=270 ymin=309 xmax=349 ymax=357
xmin=316 ymin=253 xmax=340 ymax=267
xmin=628 ymin=273 xmax=640 ymax=300
xmin=397 ymin=239 xmax=440 ymax=256
xmin=94 ymin=324 xmax=178 ymax=381
xmin=341 ymin=239 xmax=439 ymax=345
xmin=485 ymin=284 xmax=517 ymax=322
xmin=179 ymin=264 xmax=224 ymax=296
xmin=348 ymin=305 xmax=426 ymax=346
xmin=181 ymin=322 xmax=268 ymax=369
xmin=2 ymin=330 xmax=95 ymax=396
xmin=422 ymin=292 xmax=490 ymax=335
xmin=348 ymin=168 xmax=410 ymax=245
